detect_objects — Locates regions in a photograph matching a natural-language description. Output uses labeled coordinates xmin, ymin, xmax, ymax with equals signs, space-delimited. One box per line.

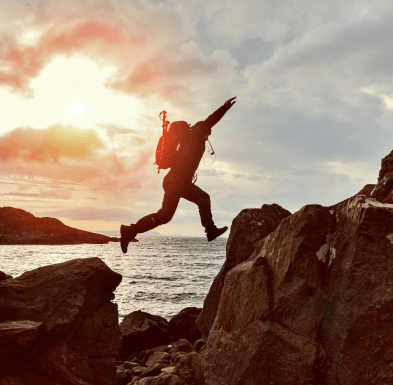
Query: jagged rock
xmin=140 ymin=362 xmax=170 ymax=378
xmin=0 ymin=206 xmax=119 ymax=244
xmin=0 ymin=257 xmax=122 ymax=385
xmin=0 ymin=271 xmax=12 ymax=281
xmin=130 ymin=373 xmax=184 ymax=385
xmin=193 ymin=339 xmax=205 ymax=353
xmin=170 ymin=339 xmax=193 ymax=354
xmin=371 ymin=172 xmax=393 ymax=202
xmin=356 ymin=151 xmax=393 ymax=203
xmin=204 ymin=195 xmax=393 ymax=385
xmin=0 ymin=320 xmax=45 ymax=358
xmin=169 ymin=307 xmax=202 ymax=342
xmin=378 ymin=149 xmax=393 ymax=182
xmin=132 ymin=366 xmax=146 ymax=376
xmin=124 ymin=360 xmax=145 ymax=370
xmin=356 ymin=183 xmax=376 ymax=196
xmin=170 ymin=350 xmax=206 ymax=385
xmin=114 ymin=366 xmax=133 ymax=385
xmin=145 ymin=351 xmax=171 ymax=367
xmin=120 ymin=311 xmax=174 ymax=356
xmin=196 ymin=203 xmax=291 ymax=337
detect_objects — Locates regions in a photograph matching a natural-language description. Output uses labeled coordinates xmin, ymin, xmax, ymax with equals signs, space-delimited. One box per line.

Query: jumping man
xmin=120 ymin=97 xmax=236 ymax=253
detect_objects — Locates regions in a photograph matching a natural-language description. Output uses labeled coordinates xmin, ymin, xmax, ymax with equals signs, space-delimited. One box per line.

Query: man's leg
xmin=120 ymin=183 xmax=182 ymax=253
xmin=182 ymin=184 xmax=228 ymax=241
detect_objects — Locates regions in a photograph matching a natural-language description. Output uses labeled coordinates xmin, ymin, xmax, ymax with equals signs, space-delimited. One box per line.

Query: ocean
xmin=0 ymin=237 xmax=227 ymax=322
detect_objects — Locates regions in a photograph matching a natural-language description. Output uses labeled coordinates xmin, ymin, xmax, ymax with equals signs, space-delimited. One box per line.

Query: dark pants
xmin=134 ymin=173 xmax=215 ymax=234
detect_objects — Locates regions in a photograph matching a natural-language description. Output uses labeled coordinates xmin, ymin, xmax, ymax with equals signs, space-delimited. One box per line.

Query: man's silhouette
xmin=120 ymin=97 xmax=236 ymax=253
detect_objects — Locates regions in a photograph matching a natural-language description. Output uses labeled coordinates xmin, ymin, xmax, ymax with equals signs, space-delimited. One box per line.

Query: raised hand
xmin=224 ymin=97 xmax=236 ymax=108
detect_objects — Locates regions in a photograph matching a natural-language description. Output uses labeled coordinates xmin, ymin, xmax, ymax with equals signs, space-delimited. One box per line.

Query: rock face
xmin=203 ymin=194 xmax=393 ymax=385
xmin=0 ymin=257 xmax=122 ymax=385
xmin=196 ymin=204 xmax=291 ymax=337
xmin=0 ymin=206 xmax=119 ymax=244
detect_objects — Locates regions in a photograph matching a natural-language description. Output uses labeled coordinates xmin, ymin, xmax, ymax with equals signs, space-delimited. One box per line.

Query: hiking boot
xmin=206 ymin=226 xmax=228 ymax=242
xmin=120 ymin=224 xmax=138 ymax=253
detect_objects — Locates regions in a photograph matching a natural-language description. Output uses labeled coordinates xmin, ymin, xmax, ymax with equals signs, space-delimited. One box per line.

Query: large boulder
xmin=169 ymin=307 xmax=202 ymax=342
xmin=0 ymin=257 xmax=122 ymax=385
xmin=204 ymin=195 xmax=393 ymax=384
xmin=120 ymin=311 xmax=174 ymax=357
xmin=196 ymin=203 xmax=291 ymax=337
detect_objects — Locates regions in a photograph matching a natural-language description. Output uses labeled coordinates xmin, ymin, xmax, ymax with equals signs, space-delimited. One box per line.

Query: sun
xmin=0 ymin=55 xmax=150 ymax=134
xmin=71 ymin=101 xmax=87 ymax=118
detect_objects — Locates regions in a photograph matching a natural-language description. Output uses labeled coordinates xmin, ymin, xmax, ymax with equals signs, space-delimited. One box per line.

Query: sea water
xmin=0 ymin=237 xmax=226 ymax=321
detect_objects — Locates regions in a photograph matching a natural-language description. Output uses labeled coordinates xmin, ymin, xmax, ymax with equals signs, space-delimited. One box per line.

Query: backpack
xmin=155 ymin=116 xmax=188 ymax=172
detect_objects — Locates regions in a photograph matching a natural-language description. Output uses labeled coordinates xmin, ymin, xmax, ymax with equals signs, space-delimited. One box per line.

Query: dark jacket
xmin=168 ymin=103 xmax=230 ymax=181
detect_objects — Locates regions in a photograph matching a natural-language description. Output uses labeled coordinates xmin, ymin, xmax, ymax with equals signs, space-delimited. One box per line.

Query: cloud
xmin=2 ymin=0 xmax=393 ymax=235
xmin=0 ymin=124 xmax=102 ymax=162
xmin=0 ymin=2 xmax=235 ymax=104
xmin=0 ymin=189 xmax=71 ymax=200
xmin=34 ymin=206 xmax=132 ymax=222
xmin=0 ymin=21 xmax=126 ymax=95
xmin=0 ymin=124 xmax=152 ymax=197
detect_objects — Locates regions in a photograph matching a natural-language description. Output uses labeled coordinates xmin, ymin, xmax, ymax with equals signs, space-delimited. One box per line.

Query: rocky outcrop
xmin=356 ymin=150 xmax=393 ymax=203
xmin=119 ymin=311 xmax=175 ymax=359
xmin=115 ymin=337 xmax=206 ymax=385
xmin=0 ymin=271 xmax=12 ymax=281
xmin=203 ymin=194 xmax=393 ymax=385
xmin=196 ymin=203 xmax=291 ymax=337
xmin=0 ymin=206 xmax=119 ymax=244
xmin=0 ymin=257 xmax=122 ymax=385
xmin=169 ymin=307 xmax=202 ymax=342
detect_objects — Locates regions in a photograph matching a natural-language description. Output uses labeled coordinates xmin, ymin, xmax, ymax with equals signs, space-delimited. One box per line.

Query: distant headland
xmin=0 ymin=207 xmax=120 ymax=245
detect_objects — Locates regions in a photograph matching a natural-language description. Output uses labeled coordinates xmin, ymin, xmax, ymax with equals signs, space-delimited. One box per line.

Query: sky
xmin=1 ymin=0 xmax=393 ymax=237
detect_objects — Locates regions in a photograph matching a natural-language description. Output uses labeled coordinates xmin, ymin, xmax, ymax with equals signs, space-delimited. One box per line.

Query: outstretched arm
xmin=200 ymin=97 xmax=236 ymax=136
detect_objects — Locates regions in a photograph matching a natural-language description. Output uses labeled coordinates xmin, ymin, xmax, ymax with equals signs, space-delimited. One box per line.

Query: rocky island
xmin=0 ymin=207 xmax=119 ymax=244
xmin=2 ymin=149 xmax=393 ymax=384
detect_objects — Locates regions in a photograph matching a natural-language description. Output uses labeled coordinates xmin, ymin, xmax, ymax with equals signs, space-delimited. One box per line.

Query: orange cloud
xmin=0 ymin=21 xmax=129 ymax=95
xmin=0 ymin=16 xmax=224 ymax=101
xmin=0 ymin=124 xmax=102 ymax=162
xmin=0 ymin=124 xmax=153 ymax=196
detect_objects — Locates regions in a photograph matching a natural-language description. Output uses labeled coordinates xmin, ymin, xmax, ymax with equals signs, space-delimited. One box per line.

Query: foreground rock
xmin=0 ymin=257 xmax=122 ymax=384
xmin=120 ymin=311 xmax=174 ymax=359
xmin=203 ymin=194 xmax=393 ymax=385
xmin=115 ymin=337 xmax=207 ymax=385
xmin=196 ymin=203 xmax=291 ymax=337
xmin=169 ymin=307 xmax=202 ymax=342
xmin=0 ymin=206 xmax=119 ymax=244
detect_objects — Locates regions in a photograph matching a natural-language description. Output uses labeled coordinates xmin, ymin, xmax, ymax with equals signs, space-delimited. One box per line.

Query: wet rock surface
xmin=0 ymin=257 xmax=122 ymax=385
